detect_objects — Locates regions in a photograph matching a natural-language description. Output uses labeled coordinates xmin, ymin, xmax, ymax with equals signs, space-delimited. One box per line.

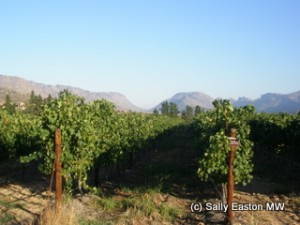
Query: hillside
xmin=0 ymin=75 xmax=143 ymax=112
xmin=1 ymin=74 xmax=299 ymax=113
xmin=153 ymin=91 xmax=300 ymax=114
xmin=152 ymin=92 xmax=214 ymax=112
xmin=232 ymin=91 xmax=300 ymax=114
xmin=0 ymin=87 xmax=29 ymax=103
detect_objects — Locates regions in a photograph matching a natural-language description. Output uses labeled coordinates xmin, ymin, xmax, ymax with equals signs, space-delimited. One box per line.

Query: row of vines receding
xmin=0 ymin=90 xmax=183 ymax=193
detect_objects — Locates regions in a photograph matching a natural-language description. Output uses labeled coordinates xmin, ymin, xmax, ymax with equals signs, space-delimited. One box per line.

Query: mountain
xmin=1 ymin=74 xmax=299 ymax=114
xmin=152 ymin=92 xmax=214 ymax=112
xmin=0 ymin=75 xmax=143 ymax=112
xmin=0 ymin=87 xmax=29 ymax=103
xmin=152 ymin=91 xmax=300 ymax=114
xmin=232 ymin=91 xmax=300 ymax=114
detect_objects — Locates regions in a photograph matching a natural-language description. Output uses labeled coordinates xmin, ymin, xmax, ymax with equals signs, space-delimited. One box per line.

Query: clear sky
xmin=1 ymin=0 xmax=299 ymax=109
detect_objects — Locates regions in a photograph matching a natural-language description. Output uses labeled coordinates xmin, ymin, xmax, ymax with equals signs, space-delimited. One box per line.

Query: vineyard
xmin=0 ymin=91 xmax=299 ymax=224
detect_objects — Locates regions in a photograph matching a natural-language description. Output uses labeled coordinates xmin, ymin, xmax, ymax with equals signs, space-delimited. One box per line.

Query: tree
xmin=182 ymin=105 xmax=193 ymax=121
xmin=160 ymin=101 xmax=179 ymax=117
xmin=169 ymin=102 xmax=179 ymax=118
xmin=26 ymin=90 xmax=44 ymax=115
xmin=153 ymin=108 xmax=159 ymax=115
xmin=4 ymin=95 xmax=16 ymax=114
xmin=160 ymin=101 xmax=169 ymax=115
xmin=181 ymin=110 xmax=186 ymax=119
xmin=194 ymin=105 xmax=203 ymax=116
xmin=46 ymin=94 xmax=53 ymax=103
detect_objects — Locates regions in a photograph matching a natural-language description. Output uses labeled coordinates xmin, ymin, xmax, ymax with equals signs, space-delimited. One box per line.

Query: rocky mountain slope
xmin=153 ymin=91 xmax=300 ymax=114
xmin=1 ymin=74 xmax=299 ymax=113
xmin=0 ymin=75 xmax=143 ymax=112
xmin=151 ymin=92 xmax=214 ymax=112
xmin=232 ymin=91 xmax=300 ymax=114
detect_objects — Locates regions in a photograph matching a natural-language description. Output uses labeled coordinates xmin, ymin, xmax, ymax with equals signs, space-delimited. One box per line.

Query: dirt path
xmin=234 ymin=190 xmax=299 ymax=225
xmin=0 ymin=179 xmax=51 ymax=225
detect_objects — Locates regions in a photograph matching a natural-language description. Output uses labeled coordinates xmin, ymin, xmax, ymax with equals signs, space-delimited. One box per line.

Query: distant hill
xmin=1 ymin=74 xmax=299 ymax=114
xmin=152 ymin=91 xmax=300 ymax=114
xmin=232 ymin=91 xmax=300 ymax=114
xmin=0 ymin=87 xmax=29 ymax=103
xmin=151 ymin=92 xmax=214 ymax=112
xmin=0 ymin=75 xmax=143 ymax=112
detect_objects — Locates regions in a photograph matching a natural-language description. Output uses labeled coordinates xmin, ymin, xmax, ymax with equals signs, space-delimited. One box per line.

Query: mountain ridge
xmin=151 ymin=91 xmax=300 ymax=114
xmin=151 ymin=91 xmax=214 ymax=112
xmin=232 ymin=91 xmax=300 ymax=114
xmin=0 ymin=74 xmax=143 ymax=112
xmin=1 ymin=74 xmax=299 ymax=114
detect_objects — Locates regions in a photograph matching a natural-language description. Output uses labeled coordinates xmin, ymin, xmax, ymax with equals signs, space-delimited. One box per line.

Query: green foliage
xmin=3 ymin=94 xmax=16 ymax=114
xmin=181 ymin=105 xmax=193 ymax=121
xmin=194 ymin=105 xmax=203 ymax=116
xmin=0 ymin=89 xmax=183 ymax=195
xmin=95 ymin=188 xmax=181 ymax=223
xmin=0 ymin=110 xmax=42 ymax=162
xmin=15 ymin=113 xmax=45 ymax=158
xmin=152 ymin=108 xmax=159 ymax=115
xmin=160 ymin=101 xmax=169 ymax=115
xmin=160 ymin=101 xmax=179 ymax=118
xmin=24 ymin=90 xmax=43 ymax=115
xmin=249 ymin=112 xmax=300 ymax=160
xmin=169 ymin=102 xmax=179 ymax=118
xmin=150 ymin=114 xmax=183 ymax=135
xmin=0 ymin=110 xmax=16 ymax=160
xmin=16 ymin=91 xmax=182 ymax=193
xmin=0 ymin=199 xmax=24 ymax=209
xmin=0 ymin=199 xmax=23 ymax=224
xmin=0 ymin=214 xmax=15 ymax=224
xmin=195 ymin=99 xmax=254 ymax=185
xmin=24 ymin=90 xmax=118 ymax=192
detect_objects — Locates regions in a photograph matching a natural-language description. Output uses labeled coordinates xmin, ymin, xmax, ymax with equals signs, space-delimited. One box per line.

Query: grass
xmin=97 ymin=196 xmax=120 ymax=210
xmin=0 ymin=198 xmax=24 ymax=209
xmin=158 ymin=203 xmax=180 ymax=222
xmin=38 ymin=204 xmax=79 ymax=225
xmin=79 ymin=219 xmax=113 ymax=225
xmin=0 ymin=198 xmax=24 ymax=224
xmin=0 ymin=214 xmax=16 ymax=224
xmin=91 ymin=186 xmax=182 ymax=223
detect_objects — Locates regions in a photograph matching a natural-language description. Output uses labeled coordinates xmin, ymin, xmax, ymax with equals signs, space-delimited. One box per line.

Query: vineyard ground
xmin=0 ymin=126 xmax=299 ymax=225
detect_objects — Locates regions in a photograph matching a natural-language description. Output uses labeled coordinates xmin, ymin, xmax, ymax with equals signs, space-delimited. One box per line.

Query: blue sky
xmin=1 ymin=0 xmax=299 ymax=109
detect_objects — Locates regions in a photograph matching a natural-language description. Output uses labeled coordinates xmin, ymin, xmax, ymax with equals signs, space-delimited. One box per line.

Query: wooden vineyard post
xmin=55 ymin=128 xmax=62 ymax=213
xmin=226 ymin=128 xmax=239 ymax=225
